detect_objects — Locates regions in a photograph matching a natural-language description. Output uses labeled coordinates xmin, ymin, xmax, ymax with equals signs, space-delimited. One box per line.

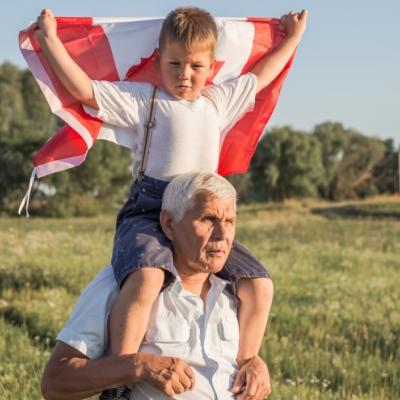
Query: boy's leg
xmin=235 ymin=277 xmax=273 ymax=365
xmin=109 ymin=267 xmax=165 ymax=355
xmin=216 ymin=240 xmax=273 ymax=359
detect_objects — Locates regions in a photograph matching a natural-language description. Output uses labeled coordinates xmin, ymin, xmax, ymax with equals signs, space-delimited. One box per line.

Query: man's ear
xmin=160 ymin=210 xmax=174 ymax=241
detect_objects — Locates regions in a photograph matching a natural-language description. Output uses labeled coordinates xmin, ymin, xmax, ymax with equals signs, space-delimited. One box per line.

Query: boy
xmin=35 ymin=6 xmax=307 ymax=399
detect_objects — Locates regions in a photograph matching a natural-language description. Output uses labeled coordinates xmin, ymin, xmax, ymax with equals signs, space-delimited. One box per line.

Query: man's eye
xmin=192 ymin=65 xmax=203 ymax=69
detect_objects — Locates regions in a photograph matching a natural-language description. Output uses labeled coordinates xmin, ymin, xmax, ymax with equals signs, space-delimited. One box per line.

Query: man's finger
xmin=170 ymin=377 xmax=186 ymax=395
xmin=231 ymin=368 xmax=246 ymax=394
xmin=252 ymin=382 xmax=267 ymax=400
xmin=177 ymin=370 xmax=193 ymax=390
xmin=243 ymin=373 xmax=257 ymax=397
xmin=184 ymin=366 xmax=196 ymax=389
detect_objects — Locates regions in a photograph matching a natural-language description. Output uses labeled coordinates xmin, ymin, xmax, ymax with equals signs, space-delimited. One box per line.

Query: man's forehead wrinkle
xmin=201 ymin=203 xmax=235 ymax=221
xmin=187 ymin=190 xmax=236 ymax=219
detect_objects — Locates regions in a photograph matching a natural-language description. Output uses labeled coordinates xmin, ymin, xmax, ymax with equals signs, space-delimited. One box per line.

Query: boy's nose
xmin=178 ymin=65 xmax=191 ymax=80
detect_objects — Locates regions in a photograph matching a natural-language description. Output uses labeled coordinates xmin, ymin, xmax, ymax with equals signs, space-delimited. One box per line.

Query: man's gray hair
xmin=162 ymin=172 xmax=237 ymax=221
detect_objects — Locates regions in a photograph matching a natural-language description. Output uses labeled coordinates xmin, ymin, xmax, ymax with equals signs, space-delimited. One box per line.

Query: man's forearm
xmin=42 ymin=342 xmax=196 ymax=399
xmin=41 ymin=342 xmax=144 ymax=400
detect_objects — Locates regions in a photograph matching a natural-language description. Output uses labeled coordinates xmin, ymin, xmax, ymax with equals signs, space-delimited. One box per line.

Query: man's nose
xmin=212 ymin=221 xmax=230 ymax=241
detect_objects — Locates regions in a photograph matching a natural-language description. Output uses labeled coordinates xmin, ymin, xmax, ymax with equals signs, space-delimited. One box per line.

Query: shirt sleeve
xmin=56 ymin=266 xmax=118 ymax=359
xmin=83 ymin=80 xmax=150 ymax=128
xmin=202 ymin=73 xmax=258 ymax=133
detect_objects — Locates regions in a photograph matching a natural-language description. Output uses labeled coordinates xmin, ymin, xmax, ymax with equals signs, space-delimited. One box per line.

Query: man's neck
xmin=178 ymin=270 xmax=211 ymax=301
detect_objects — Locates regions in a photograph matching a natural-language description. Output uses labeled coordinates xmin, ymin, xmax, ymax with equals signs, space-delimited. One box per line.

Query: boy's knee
xmin=236 ymin=277 xmax=273 ymax=304
xmin=121 ymin=267 xmax=165 ymax=302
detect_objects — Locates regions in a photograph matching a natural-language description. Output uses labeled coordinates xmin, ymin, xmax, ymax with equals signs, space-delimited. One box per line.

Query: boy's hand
xmin=34 ymin=9 xmax=57 ymax=42
xmin=279 ymin=9 xmax=308 ymax=43
xmin=231 ymin=355 xmax=271 ymax=399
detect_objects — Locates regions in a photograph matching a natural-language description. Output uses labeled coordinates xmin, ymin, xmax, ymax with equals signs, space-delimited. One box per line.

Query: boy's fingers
xmin=41 ymin=9 xmax=54 ymax=18
xmin=299 ymin=9 xmax=308 ymax=21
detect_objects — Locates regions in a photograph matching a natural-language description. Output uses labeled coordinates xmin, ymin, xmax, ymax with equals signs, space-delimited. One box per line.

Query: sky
xmin=2 ymin=0 xmax=400 ymax=144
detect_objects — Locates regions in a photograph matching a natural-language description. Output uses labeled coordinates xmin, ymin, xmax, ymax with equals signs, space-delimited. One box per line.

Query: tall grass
xmin=0 ymin=198 xmax=399 ymax=399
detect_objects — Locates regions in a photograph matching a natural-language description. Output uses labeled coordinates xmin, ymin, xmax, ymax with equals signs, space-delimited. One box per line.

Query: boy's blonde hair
xmin=159 ymin=7 xmax=218 ymax=56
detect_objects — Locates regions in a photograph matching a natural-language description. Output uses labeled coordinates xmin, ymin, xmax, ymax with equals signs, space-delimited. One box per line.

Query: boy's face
xmin=157 ymin=40 xmax=215 ymax=100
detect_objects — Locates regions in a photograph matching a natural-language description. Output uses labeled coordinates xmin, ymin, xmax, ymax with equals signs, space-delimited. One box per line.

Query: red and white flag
xmin=18 ymin=16 xmax=294 ymax=213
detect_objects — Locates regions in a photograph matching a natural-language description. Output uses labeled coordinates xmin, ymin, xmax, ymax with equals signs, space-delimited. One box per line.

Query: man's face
xmin=163 ymin=191 xmax=236 ymax=276
xmin=157 ymin=40 xmax=215 ymax=100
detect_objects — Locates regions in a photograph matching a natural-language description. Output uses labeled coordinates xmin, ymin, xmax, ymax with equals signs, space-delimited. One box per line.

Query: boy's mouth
xmin=177 ymin=85 xmax=191 ymax=92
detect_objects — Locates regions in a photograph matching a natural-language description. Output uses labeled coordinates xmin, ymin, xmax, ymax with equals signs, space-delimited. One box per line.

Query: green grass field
xmin=1 ymin=197 xmax=399 ymax=399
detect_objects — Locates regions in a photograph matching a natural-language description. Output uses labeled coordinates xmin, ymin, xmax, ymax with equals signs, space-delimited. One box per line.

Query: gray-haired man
xmin=41 ymin=172 xmax=273 ymax=400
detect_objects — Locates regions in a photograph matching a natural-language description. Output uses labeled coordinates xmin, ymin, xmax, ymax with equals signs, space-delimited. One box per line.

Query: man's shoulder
xmin=56 ymin=265 xmax=118 ymax=359
xmin=66 ymin=265 xmax=118 ymax=322
xmin=85 ymin=265 xmax=117 ymax=291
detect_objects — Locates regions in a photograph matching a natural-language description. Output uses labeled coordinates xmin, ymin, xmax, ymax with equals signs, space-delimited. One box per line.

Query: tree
xmin=0 ymin=61 xmax=132 ymax=216
xmin=250 ymin=126 xmax=324 ymax=201
xmin=372 ymin=139 xmax=398 ymax=195
xmin=313 ymin=122 xmax=385 ymax=199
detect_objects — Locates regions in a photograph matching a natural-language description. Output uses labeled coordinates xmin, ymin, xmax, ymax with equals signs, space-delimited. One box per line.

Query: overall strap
xmin=137 ymin=86 xmax=158 ymax=182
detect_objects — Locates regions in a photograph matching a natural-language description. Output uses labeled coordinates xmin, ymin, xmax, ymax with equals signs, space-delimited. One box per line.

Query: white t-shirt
xmin=57 ymin=266 xmax=240 ymax=400
xmin=84 ymin=73 xmax=257 ymax=181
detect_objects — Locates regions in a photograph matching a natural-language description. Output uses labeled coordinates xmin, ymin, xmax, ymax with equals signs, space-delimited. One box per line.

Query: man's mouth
xmin=206 ymin=248 xmax=226 ymax=256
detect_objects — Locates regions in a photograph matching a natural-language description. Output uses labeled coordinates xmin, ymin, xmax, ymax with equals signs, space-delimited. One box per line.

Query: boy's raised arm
xmin=251 ymin=9 xmax=308 ymax=94
xmin=35 ymin=9 xmax=98 ymax=109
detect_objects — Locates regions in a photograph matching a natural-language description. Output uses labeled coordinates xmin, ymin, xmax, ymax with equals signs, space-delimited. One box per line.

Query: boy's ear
xmin=160 ymin=209 xmax=174 ymax=241
xmin=208 ymin=59 xmax=216 ymax=78
xmin=155 ymin=48 xmax=160 ymax=67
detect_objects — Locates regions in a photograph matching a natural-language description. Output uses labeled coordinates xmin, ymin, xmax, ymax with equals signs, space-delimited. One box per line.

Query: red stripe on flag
xmin=218 ymin=18 xmax=293 ymax=176
xmin=28 ymin=18 xmax=121 ymax=142
xmin=28 ymin=19 xmax=122 ymax=170
xmin=33 ymin=125 xmax=87 ymax=166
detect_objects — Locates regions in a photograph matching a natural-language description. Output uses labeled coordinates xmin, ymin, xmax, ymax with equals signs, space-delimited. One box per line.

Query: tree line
xmin=0 ymin=61 xmax=398 ymax=217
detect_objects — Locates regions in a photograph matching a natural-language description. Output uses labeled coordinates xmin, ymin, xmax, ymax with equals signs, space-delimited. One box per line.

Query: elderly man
xmin=41 ymin=172 xmax=273 ymax=400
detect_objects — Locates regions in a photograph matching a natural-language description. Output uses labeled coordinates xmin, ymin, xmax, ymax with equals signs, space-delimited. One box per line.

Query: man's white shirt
xmin=57 ymin=266 xmax=240 ymax=399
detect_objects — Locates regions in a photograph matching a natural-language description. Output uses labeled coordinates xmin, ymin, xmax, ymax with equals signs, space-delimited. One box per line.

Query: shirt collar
xmin=168 ymin=270 xmax=229 ymax=298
